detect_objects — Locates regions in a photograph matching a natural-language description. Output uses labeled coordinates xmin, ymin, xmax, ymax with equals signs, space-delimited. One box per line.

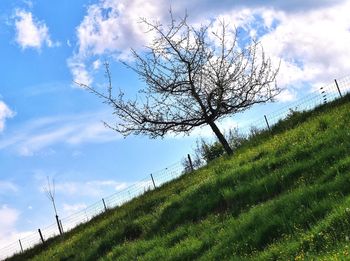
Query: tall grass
xmin=7 ymin=94 xmax=350 ymax=261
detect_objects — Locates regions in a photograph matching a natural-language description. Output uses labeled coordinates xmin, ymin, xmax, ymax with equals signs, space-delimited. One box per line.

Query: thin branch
xmin=78 ymin=11 xmax=279 ymax=154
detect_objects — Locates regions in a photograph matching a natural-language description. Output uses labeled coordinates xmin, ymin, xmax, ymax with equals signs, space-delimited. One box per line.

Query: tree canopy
xmin=77 ymin=14 xmax=279 ymax=155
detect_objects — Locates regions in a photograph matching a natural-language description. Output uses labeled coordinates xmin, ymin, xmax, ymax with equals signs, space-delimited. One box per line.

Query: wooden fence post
xmin=55 ymin=215 xmax=63 ymax=236
xmin=18 ymin=239 xmax=23 ymax=253
xmin=59 ymin=220 xmax=64 ymax=234
xmin=334 ymin=79 xmax=343 ymax=97
xmin=150 ymin=174 xmax=156 ymax=189
xmin=38 ymin=228 xmax=45 ymax=244
xmin=187 ymin=154 xmax=194 ymax=172
xmin=264 ymin=115 xmax=271 ymax=131
xmin=102 ymin=198 xmax=107 ymax=212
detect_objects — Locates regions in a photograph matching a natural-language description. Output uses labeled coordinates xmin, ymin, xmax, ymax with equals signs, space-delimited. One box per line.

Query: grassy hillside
xmin=8 ymin=94 xmax=350 ymax=261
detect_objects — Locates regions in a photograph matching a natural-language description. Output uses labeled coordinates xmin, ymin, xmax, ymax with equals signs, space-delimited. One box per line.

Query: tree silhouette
xmin=43 ymin=176 xmax=58 ymax=216
xmin=77 ymin=13 xmax=279 ymax=155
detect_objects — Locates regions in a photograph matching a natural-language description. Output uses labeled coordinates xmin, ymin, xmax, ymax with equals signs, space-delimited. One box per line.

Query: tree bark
xmin=208 ymin=120 xmax=233 ymax=155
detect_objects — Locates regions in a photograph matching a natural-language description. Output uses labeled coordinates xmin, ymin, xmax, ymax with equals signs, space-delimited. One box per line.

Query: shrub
xmin=182 ymin=128 xmax=247 ymax=171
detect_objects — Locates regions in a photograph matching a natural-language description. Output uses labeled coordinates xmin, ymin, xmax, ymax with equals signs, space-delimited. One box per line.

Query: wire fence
xmin=0 ymin=163 xmax=185 ymax=260
xmin=1 ymin=76 xmax=349 ymax=260
xmin=236 ymin=76 xmax=350 ymax=137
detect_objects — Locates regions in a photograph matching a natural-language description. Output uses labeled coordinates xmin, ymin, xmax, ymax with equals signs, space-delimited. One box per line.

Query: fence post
xmin=334 ymin=79 xmax=343 ymax=97
xmin=102 ymin=198 xmax=107 ymax=212
xmin=18 ymin=239 xmax=23 ymax=253
xmin=264 ymin=115 xmax=271 ymax=131
xmin=150 ymin=174 xmax=156 ymax=189
xmin=55 ymin=215 xmax=63 ymax=236
xmin=187 ymin=154 xmax=194 ymax=172
xmin=38 ymin=228 xmax=45 ymax=244
xmin=59 ymin=220 xmax=64 ymax=234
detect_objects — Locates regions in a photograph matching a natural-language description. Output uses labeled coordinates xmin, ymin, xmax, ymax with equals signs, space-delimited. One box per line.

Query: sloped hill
xmin=8 ymin=94 xmax=350 ymax=260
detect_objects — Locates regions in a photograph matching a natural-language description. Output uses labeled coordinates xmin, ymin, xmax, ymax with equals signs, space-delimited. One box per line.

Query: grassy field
xmin=8 ymin=94 xmax=350 ymax=261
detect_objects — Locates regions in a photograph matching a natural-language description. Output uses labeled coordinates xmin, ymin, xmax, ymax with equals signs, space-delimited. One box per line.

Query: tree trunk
xmin=208 ymin=120 xmax=233 ymax=155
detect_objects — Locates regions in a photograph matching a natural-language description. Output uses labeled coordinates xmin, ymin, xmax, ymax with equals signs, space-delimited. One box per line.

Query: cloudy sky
xmin=1 ymin=0 xmax=350 ymax=252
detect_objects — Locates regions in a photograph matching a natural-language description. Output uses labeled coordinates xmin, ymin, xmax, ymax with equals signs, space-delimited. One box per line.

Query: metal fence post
xmin=264 ymin=115 xmax=271 ymax=131
xmin=18 ymin=239 xmax=23 ymax=253
xmin=150 ymin=174 xmax=156 ymax=189
xmin=38 ymin=228 xmax=45 ymax=244
xmin=334 ymin=79 xmax=343 ymax=97
xmin=187 ymin=154 xmax=194 ymax=171
xmin=102 ymin=198 xmax=107 ymax=212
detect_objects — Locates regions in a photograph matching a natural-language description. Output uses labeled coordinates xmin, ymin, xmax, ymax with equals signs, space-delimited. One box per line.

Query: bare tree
xmin=77 ymin=13 xmax=279 ymax=155
xmin=44 ymin=176 xmax=58 ymax=216
xmin=43 ymin=176 xmax=63 ymax=235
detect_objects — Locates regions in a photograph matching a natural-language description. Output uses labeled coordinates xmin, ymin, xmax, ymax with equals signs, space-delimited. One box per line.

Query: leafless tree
xmin=77 ymin=13 xmax=279 ymax=155
xmin=43 ymin=176 xmax=64 ymax=235
xmin=43 ymin=176 xmax=58 ymax=216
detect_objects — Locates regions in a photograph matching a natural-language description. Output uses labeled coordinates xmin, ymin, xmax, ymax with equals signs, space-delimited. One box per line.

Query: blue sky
xmin=1 ymin=0 xmax=350 ymax=250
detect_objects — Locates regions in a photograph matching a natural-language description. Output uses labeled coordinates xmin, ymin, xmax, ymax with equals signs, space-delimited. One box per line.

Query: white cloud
xmin=51 ymin=180 xmax=129 ymax=197
xmin=276 ymin=89 xmax=297 ymax=102
xmin=76 ymin=0 xmax=158 ymax=57
xmin=0 ymin=181 xmax=18 ymax=194
xmin=0 ymin=111 xmax=120 ymax=156
xmin=92 ymin=59 xmax=101 ymax=70
xmin=14 ymin=9 xmax=57 ymax=50
xmin=17 ymin=126 xmax=74 ymax=156
xmin=62 ymin=203 xmax=87 ymax=216
xmin=0 ymin=205 xmax=19 ymax=239
xmin=171 ymin=0 xmax=344 ymax=17
xmin=66 ymin=122 xmax=115 ymax=144
xmin=68 ymin=0 xmax=350 ymax=98
xmin=0 ymin=205 xmax=34 ymax=254
xmin=257 ymin=1 xmax=350 ymax=86
xmin=68 ymin=0 xmax=167 ymax=83
xmin=0 ymin=101 xmax=15 ymax=132
xmin=199 ymin=1 xmax=350 ymax=95
xmin=67 ymin=56 xmax=93 ymax=86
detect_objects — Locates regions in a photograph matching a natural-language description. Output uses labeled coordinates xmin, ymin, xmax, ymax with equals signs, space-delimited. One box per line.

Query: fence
xmin=237 ymin=76 xmax=350 ymax=137
xmin=1 ymin=76 xmax=349 ymax=260
xmin=0 ymin=162 xmax=184 ymax=260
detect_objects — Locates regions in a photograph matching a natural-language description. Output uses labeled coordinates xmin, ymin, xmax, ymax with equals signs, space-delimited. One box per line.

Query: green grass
xmin=7 ymin=94 xmax=350 ymax=261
